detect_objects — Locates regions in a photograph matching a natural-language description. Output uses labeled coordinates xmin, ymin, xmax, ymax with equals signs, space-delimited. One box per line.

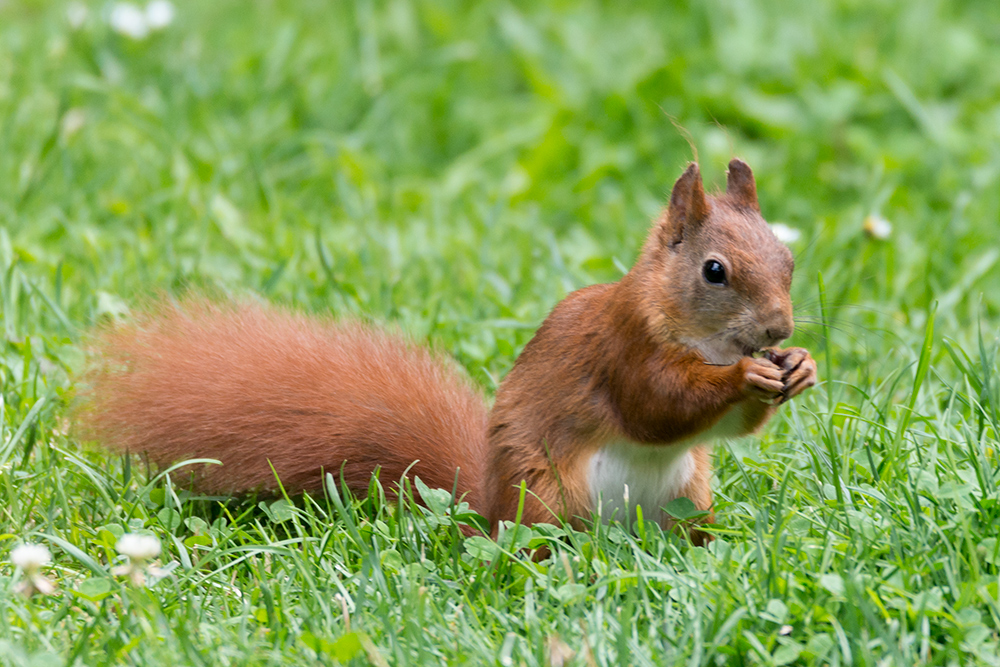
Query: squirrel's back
xmin=76 ymin=300 xmax=488 ymax=505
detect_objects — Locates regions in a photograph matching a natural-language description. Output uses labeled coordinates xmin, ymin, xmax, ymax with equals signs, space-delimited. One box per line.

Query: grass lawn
xmin=3 ymin=0 xmax=1000 ymax=664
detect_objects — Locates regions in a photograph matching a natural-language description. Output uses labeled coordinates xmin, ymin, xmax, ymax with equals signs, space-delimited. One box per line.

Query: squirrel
xmin=76 ymin=159 xmax=816 ymax=543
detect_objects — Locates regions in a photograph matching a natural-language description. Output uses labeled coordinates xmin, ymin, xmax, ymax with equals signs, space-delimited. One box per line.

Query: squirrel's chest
xmin=587 ymin=440 xmax=698 ymax=525
xmin=585 ymin=403 xmax=746 ymax=524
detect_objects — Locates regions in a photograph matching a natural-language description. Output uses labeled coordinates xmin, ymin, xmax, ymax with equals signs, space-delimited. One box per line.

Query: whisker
xmin=794 ymin=317 xmax=895 ymax=339
xmin=795 ymin=317 xmax=887 ymax=336
xmin=794 ymin=303 xmax=905 ymax=319
xmin=792 ymin=329 xmax=828 ymax=347
xmin=792 ymin=309 xmax=905 ymax=334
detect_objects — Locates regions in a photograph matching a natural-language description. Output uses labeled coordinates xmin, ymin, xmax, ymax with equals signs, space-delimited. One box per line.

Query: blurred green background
xmin=3 ymin=0 xmax=998 ymax=382
xmin=2 ymin=1 xmax=1000 ymax=664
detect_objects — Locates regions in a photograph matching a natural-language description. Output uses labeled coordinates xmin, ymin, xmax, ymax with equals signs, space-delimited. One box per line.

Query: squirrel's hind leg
xmin=661 ymin=444 xmax=715 ymax=546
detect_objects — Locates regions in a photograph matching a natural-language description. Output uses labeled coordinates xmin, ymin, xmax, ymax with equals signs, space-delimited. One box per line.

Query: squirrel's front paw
xmin=764 ymin=347 xmax=817 ymax=403
xmin=740 ymin=357 xmax=785 ymax=402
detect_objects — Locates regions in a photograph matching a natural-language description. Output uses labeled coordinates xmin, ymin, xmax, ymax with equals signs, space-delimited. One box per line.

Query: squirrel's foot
xmin=741 ymin=357 xmax=785 ymax=402
xmin=764 ymin=347 xmax=817 ymax=403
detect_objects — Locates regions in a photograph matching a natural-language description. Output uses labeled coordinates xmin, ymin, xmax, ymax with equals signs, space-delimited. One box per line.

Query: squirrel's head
xmin=635 ymin=159 xmax=795 ymax=365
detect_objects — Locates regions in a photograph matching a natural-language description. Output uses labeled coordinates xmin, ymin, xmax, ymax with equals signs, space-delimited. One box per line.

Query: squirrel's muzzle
xmin=759 ymin=300 xmax=794 ymax=347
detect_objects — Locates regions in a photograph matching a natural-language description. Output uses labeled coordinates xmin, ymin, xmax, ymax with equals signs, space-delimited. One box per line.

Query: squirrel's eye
xmin=703 ymin=260 xmax=727 ymax=285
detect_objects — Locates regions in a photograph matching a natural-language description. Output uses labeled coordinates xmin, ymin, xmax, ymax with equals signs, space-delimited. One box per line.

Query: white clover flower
xmin=770 ymin=222 xmax=802 ymax=245
xmin=623 ymin=483 xmax=630 ymax=508
xmin=145 ymin=0 xmax=175 ymax=30
xmin=11 ymin=543 xmax=56 ymax=597
xmin=11 ymin=544 xmax=51 ymax=572
xmin=109 ymin=3 xmax=149 ymax=39
xmin=116 ymin=534 xmax=161 ymax=561
xmin=863 ymin=214 xmax=892 ymax=240
xmin=114 ymin=534 xmax=163 ymax=585
xmin=66 ymin=2 xmax=89 ymax=29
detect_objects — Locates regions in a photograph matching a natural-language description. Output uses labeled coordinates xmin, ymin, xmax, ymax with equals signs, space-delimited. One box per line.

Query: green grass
xmin=2 ymin=0 xmax=1000 ymax=664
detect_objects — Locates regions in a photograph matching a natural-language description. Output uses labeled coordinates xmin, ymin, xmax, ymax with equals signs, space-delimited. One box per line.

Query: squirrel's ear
xmin=663 ymin=162 xmax=709 ymax=247
xmin=725 ymin=158 xmax=759 ymax=211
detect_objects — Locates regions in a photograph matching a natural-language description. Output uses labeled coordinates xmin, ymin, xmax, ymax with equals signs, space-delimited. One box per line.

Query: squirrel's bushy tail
xmin=75 ymin=300 xmax=489 ymax=507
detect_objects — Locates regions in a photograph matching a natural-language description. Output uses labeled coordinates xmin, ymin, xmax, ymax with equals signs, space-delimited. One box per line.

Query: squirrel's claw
xmin=765 ymin=347 xmax=817 ymax=402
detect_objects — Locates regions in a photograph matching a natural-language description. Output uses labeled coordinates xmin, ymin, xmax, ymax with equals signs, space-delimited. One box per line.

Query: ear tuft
xmin=726 ymin=159 xmax=759 ymax=211
xmin=663 ymin=163 xmax=709 ymax=247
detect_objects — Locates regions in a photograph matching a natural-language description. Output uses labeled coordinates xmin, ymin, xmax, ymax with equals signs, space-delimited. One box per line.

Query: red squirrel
xmin=77 ymin=160 xmax=816 ymax=541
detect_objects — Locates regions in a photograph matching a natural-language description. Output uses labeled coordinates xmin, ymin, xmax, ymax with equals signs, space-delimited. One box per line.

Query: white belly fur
xmin=587 ymin=403 xmax=747 ymax=524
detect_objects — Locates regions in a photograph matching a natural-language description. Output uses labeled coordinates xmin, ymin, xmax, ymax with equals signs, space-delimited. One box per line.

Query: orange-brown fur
xmin=484 ymin=161 xmax=809 ymax=535
xmin=75 ymin=160 xmax=817 ymax=541
xmin=76 ymin=301 xmax=489 ymax=506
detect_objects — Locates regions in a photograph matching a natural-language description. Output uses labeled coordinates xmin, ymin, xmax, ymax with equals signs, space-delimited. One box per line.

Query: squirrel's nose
xmin=765 ymin=326 xmax=792 ymax=346
xmin=763 ymin=307 xmax=794 ymax=346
